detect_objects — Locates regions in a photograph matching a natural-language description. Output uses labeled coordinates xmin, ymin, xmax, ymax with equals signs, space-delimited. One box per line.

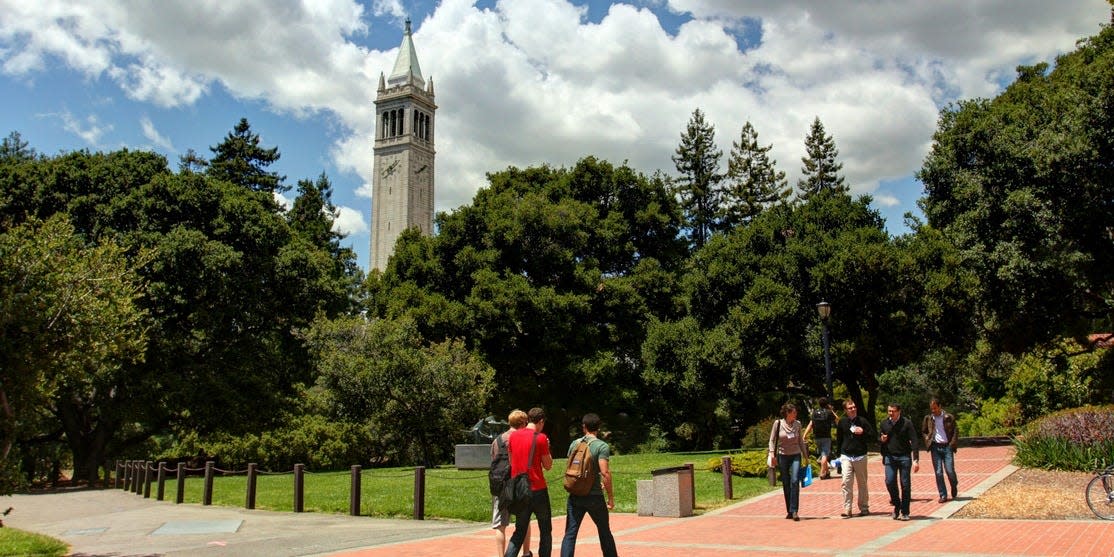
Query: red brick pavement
xmin=324 ymin=445 xmax=1114 ymax=557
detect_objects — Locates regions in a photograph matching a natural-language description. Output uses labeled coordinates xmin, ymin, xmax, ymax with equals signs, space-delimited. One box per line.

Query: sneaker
xmin=892 ymin=509 xmax=899 ymax=520
xmin=841 ymin=511 xmax=851 ymax=518
xmin=899 ymin=514 xmax=910 ymax=521
xmin=859 ymin=510 xmax=870 ymax=517
xmin=938 ymin=496 xmax=947 ymax=503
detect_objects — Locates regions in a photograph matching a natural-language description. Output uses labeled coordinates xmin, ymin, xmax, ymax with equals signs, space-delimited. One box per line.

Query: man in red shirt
xmin=504 ymin=407 xmax=553 ymax=557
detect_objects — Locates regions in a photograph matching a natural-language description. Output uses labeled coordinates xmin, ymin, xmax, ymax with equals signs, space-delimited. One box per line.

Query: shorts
xmin=491 ymin=495 xmax=510 ymax=529
xmin=816 ymin=438 xmax=832 ymax=459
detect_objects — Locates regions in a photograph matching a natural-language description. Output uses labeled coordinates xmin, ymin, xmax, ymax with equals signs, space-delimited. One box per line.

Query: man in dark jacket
xmin=880 ymin=403 xmax=919 ymax=520
xmin=922 ymin=398 xmax=959 ymax=503
xmin=834 ymin=399 xmax=874 ymax=517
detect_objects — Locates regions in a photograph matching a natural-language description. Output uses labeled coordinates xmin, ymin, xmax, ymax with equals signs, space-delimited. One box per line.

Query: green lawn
xmin=0 ymin=527 xmax=68 ymax=557
xmin=146 ymin=451 xmax=773 ymax=522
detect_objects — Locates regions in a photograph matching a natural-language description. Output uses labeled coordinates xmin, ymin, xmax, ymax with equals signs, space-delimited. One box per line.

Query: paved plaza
xmin=7 ymin=444 xmax=1114 ymax=556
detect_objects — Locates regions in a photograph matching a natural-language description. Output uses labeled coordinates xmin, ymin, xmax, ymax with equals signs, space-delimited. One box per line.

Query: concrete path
xmin=7 ymin=445 xmax=1114 ymax=556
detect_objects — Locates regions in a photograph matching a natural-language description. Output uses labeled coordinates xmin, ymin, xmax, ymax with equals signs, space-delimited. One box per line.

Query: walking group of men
xmin=773 ymin=397 xmax=960 ymax=522
xmin=491 ymin=408 xmax=619 ymax=557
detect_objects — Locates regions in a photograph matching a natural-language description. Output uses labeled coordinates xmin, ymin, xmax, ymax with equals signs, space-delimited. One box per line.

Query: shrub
xmin=956 ymin=397 xmax=1022 ymax=437
xmin=706 ymin=451 xmax=764 ymax=477
xmin=635 ymin=425 xmax=672 ymax=454
xmin=740 ymin=417 xmax=776 ymax=450
xmin=1013 ymin=405 xmax=1114 ymax=471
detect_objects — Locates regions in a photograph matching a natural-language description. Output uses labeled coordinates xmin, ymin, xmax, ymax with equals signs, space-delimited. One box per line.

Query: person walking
xmin=804 ymin=397 xmax=837 ymax=479
xmin=560 ymin=413 xmax=618 ymax=557
xmin=768 ymin=402 xmax=809 ymax=521
xmin=879 ymin=402 xmax=919 ymax=521
xmin=922 ymin=398 xmax=959 ymax=503
xmin=834 ymin=399 xmax=874 ymax=517
xmin=492 ymin=409 xmax=533 ymax=557
xmin=504 ymin=407 xmax=553 ymax=557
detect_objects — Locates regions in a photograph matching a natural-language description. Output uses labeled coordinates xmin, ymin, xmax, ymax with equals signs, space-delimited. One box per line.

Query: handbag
xmin=767 ymin=420 xmax=781 ymax=486
xmin=501 ymin=431 xmax=538 ymax=513
xmin=801 ymin=464 xmax=813 ymax=487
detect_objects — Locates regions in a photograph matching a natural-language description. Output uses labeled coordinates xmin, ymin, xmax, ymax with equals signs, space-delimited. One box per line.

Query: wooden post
xmin=156 ymin=462 xmax=166 ymax=501
xmin=413 ymin=466 xmax=425 ymax=520
xmin=175 ymin=462 xmax=186 ymax=504
xmin=134 ymin=461 xmax=144 ymax=495
xmin=246 ymin=463 xmax=257 ymax=510
xmin=203 ymin=461 xmax=215 ymax=506
xmin=293 ymin=464 xmax=305 ymax=513
xmin=349 ymin=465 xmax=361 ymax=516
xmin=685 ymin=462 xmax=695 ymax=511
xmin=123 ymin=460 xmax=132 ymax=492
xmin=143 ymin=461 xmax=153 ymax=498
xmin=721 ymin=456 xmax=733 ymax=499
xmin=115 ymin=460 xmax=123 ymax=489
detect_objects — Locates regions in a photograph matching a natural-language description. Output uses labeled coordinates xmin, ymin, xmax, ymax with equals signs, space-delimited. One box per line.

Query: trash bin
xmin=650 ymin=465 xmax=693 ymax=517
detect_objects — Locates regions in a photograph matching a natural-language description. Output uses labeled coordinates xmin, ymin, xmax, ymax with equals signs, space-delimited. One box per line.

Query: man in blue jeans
xmin=505 ymin=407 xmax=553 ymax=557
xmin=922 ymin=398 xmax=959 ymax=503
xmin=560 ymin=413 xmax=618 ymax=557
xmin=879 ymin=403 xmax=919 ymax=520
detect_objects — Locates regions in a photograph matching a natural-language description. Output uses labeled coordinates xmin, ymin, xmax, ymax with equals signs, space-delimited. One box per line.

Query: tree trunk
xmin=57 ymin=396 xmax=113 ymax=486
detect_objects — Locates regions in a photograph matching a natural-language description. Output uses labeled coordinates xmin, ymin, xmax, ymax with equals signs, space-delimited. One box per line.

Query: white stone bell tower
xmin=370 ymin=19 xmax=436 ymax=272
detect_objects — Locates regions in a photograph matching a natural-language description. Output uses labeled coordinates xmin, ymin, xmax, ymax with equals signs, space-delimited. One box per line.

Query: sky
xmin=0 ymin=1 xmax=1109 ymax=270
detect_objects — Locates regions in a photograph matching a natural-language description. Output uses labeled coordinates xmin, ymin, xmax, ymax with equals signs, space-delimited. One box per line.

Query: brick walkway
xmin=324 ymin=445 xmax=1114 ymax=557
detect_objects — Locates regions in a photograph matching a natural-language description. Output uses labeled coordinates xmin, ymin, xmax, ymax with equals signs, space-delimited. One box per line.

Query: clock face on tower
xmin=381 ymin=159 xmax=399 ymax=178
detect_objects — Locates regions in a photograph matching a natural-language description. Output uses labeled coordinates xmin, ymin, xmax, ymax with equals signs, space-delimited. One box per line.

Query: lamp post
xmin=817 ymin=301 xmax=832 ymax=398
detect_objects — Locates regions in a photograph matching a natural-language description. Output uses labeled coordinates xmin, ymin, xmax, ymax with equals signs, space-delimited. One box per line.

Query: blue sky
xmin=0 ymin=0 xmax=1108 ymax=270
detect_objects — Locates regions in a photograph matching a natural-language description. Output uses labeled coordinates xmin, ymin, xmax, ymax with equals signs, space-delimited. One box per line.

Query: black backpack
xmin=489 ymin=435 xmax=511 ymax=496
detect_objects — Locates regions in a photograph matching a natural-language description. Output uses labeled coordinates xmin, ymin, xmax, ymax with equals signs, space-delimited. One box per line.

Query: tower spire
xmin=388 ymin=18 xmax=424 ymax=88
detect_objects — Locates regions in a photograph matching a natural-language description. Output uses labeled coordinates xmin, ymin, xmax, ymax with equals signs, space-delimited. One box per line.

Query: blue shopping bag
xmin=801 ymin=465 xmax=813 ymax=487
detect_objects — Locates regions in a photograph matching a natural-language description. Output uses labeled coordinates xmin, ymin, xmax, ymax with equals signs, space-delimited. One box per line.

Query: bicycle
xmin=1086 ymin=463 xmax=1114 ymax=520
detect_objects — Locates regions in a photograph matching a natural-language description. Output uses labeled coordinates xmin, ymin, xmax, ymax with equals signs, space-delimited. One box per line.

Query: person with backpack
xmin=804 ymin=397 xmax=837 ymax=479
xmin=491 ymin=409 xmax=533 ymax=557
xmin=560 ymin=413 xmax=618 ymax=557
xmin=504 ymin=407 xmax=552 ymax=557
xmin=879 ymin=402 xmax=919 ymax=521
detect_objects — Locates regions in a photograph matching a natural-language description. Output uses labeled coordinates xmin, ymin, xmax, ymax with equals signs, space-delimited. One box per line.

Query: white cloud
xmin=139 ymin=116 xmax=173 ymax=150
xmin=49 ymin=110 xmax=112 ymax=146
xmin=333 ymin=205 xmax=368 ymax=236
xmin=3 ymin=0 xmax=1109 ymax=234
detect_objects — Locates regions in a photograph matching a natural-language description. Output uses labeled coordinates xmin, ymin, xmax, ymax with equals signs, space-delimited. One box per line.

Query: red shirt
xmin=507 ymin=427 xmax=549 ymax=491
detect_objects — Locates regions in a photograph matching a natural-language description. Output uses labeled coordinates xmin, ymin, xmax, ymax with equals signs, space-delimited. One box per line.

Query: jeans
xmin=777 ymin=454 xmax=802 ymax=514
xmin=930 ymin=444 xmax=958 ymax=498
xmin=505 ymin=489 xmax=552 ymax=557
xmin=561 ymin=493 xmax=617 ymax=557
xmin=883 ymin=454 xmax=913 ymax=515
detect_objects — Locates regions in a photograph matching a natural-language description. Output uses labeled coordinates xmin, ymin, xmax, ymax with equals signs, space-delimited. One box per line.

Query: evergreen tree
xmin=796 ymin=117 xmax=847 ymax=202
xmin=208 ymin=118 xmax=286 ymax=194
xmin=719 ymin=121 xmax=790 ymax=230
xmin=178 ymin=148 xmax=208 ymax=174
xmin=671 ymin=108 xmax=723 ymax=249
xmin=0 ymin=131 xmax=35 ymax=162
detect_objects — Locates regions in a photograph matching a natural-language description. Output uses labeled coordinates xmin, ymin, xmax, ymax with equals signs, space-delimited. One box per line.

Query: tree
xmin=307 ymin=315 xmax=494 ymax=467
xmin=0 ymin=131 xmax=35 ymax=162
xmin=918 ymin=25 xmax=1114 ymax=353
xmin=0 ymin=215 xmax=147 ymax=486
xmin=373 ymin=157 xmax=685 ymax=451
xmin=796 ymin=117 xmax=847 ymax=202
xmin=177 ymin=148 xmax=207 ymax=174
xmin=208 ymin=118 xmax=286 ymax=194
xmin=720 ymin=121 xmax=790 ymax=229
xmin=672 ymin=108 xmax=724 ymax=250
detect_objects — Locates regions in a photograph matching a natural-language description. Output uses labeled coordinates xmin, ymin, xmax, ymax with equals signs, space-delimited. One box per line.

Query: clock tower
xmin=371 ymin=19 xmax=436 ymax=272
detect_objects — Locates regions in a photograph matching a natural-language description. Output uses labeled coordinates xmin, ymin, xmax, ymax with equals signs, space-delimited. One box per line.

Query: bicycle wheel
xmin=1086 ymin=473 xmax=1114 ymax=520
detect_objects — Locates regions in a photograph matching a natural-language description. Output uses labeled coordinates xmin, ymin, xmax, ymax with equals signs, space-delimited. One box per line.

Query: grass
xmin=146 ymin=450 xmax=774 ymax=522
xmin=0 ymin=527 xmax=68 ymax=557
